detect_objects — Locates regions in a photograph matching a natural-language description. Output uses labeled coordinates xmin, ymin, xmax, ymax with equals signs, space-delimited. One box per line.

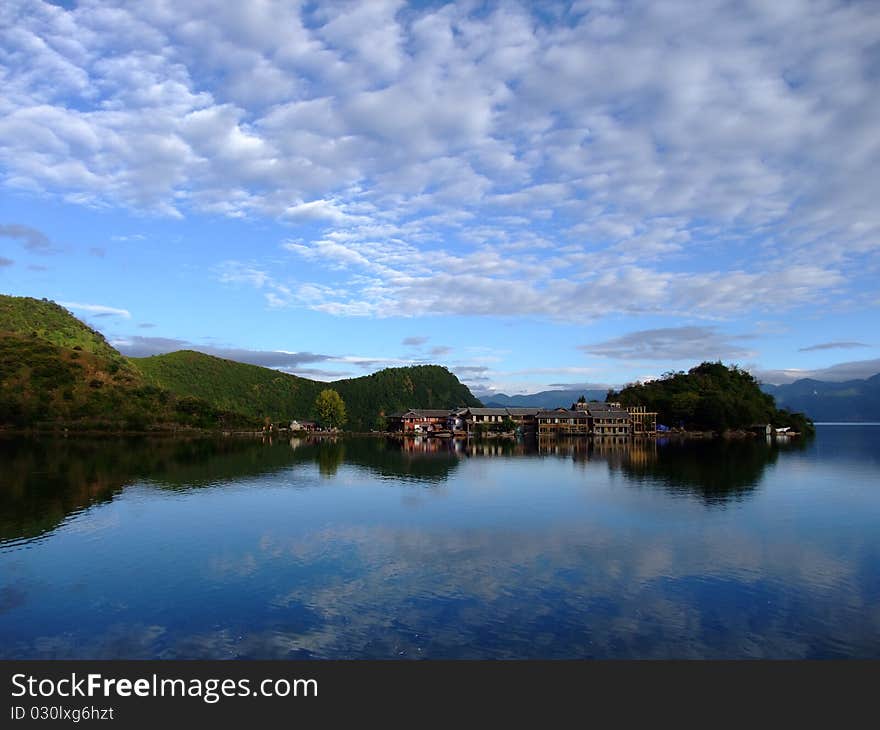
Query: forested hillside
xmin=135 ymin=351 xmax=481 ymax=430
xmin=610 ymin=362 xmax=814 ymax=434
xmin=0 ymin=294 xmax=481 ymax=432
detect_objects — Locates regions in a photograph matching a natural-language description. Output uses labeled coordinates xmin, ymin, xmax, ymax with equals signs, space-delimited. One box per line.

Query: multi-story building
xmin=388 ymin=409 xmax=455 ymax=433
xmin=625 ymin=405 xmax=658 ymax=434
xmin=390 ymin=403 xmax=657 ymax=437
xmin=536 ymin=408 xmax=591 ymax=435
xmin=583 ymin=402 xmax=632 ymax=436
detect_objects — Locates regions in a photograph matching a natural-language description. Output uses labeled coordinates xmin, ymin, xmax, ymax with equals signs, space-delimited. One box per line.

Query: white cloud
xmin=273 ymin=242 xmax=845 ymax=320
xmin=754 ymin=358 xmax=880 ymax=385
xmin=580 ymin=326 xmax=756 ymax=362
xmin=59 ymin=301 xmax=131 ymax=318
xmin=1 ymin=0 xmax=878 ymax=323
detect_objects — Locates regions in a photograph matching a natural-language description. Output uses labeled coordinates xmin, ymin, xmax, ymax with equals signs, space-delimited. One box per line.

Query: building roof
xmin=504 ymin=407 xmax=541 ymax=416
xmin=536 ymin=409 xmax=588 ymax=419
xmin=404 ymin=409 xmax=456 ymax=418
xmin=465 ymin=407 xmax=510 ymax=416
xmin=587 ymin=406 xmax=630 ymax=420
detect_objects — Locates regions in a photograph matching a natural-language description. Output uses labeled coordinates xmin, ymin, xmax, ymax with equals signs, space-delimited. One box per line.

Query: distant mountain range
xmin=483 ymin=388 xmax=609 ymax=409
xmin=760 ymin=374 xmax=880 ymax=422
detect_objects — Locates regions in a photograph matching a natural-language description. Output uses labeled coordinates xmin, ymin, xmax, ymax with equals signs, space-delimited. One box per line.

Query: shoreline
xmin=0 ymin=424 xmax=816 ymax=440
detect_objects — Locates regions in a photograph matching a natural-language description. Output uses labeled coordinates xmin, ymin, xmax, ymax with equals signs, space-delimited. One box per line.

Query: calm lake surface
xmin=2 ymin=426 xmax=879 ymax=659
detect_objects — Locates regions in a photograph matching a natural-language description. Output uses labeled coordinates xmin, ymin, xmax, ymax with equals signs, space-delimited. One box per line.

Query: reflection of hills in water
xmin=1 ymin=433 xmax=810 ymax=544
xmin=621 ymin=437 xmax=807 ymax=504
xmin=539 ymin=435 xmax=807 ymax=505
xmin=0 ymin=435 xmax=466 ymax=544
xmin=331 ymin=436 xmax=461 ymax=482
xmin=0 ymin=436 xmax=304 ymax=544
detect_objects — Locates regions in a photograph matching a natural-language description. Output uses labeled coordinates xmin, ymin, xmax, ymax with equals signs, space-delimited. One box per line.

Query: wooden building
xmin=625 ymin=405 xmax=658 ymax=434
xmin=536 ymin=408 xmax=591 ymax=435
xmin=503 ymin=407 xmax=541 ymax=431
xmin=388 ymin=409 xmax=455 ymax=433
xmin=462 ymin=407 xmax=510 ymax=426
xmin=388 ymin=402 xmax=657 ymax=438
xmin=585 ymin=403 xmax=632 ymax=436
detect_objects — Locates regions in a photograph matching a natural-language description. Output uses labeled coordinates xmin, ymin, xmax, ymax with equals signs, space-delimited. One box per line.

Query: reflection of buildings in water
xmin=625 ymin=438 xmax=658 ymax=467
xmin=289 ymin=435 xmax=339 ymax=451
xmin=464 ymin=440 xmax=529 ymax=458
xmin=392 ymin=435 xmax=533 ymax=459
xmin=593 ymin=437 xmax=657 ymax=470
xmin=400 ymin=436 xmax=454 ymax=453
xmin=538 ymin=435 xmax=658 ymax=469
xmin=538 ymin=435 xmax=591 ymax=460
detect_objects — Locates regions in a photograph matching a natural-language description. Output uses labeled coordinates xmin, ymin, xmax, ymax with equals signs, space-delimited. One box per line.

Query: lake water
xmin=1 ymin=426 xmax=879 ymax=659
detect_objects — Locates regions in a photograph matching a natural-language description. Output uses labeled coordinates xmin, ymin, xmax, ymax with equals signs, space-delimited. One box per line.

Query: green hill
xmin=610 ymin=361 xmax=814 ymax=434
xmin=0 ymin=294 xmax=481 ymax=432
xmin=0 ymin=295 xmax=121 ymax=360
xmin=134 ymin=351 xmax=481 ymax=431
xmin=0 ymin=296 xmax=257 ymax=431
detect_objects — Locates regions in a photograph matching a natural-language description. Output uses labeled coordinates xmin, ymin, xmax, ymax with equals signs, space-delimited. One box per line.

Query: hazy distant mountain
xmin=761 ymin=374 xmax=880 ymax=422
xmin=483 ymin=389 xmax=609 ymax=409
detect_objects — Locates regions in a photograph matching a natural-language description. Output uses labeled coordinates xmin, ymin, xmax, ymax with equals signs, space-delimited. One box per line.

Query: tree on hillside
xmin=315 ymin=389 xmax=347 ymax=429
xmin=610 ymin=361 xmax=813 ymax=434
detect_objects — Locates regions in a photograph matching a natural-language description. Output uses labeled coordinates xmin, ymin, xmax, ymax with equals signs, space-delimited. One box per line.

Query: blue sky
xmin=1 ymin=0 xmax=879 ymax=395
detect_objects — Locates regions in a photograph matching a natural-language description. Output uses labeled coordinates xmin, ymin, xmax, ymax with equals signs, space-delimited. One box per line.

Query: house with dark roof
xmin=386 ymin=402 xmax=656 ymax=437
xmin=587 ymin=405 xmax=631 ymax=436
xmin=388 ymin=409 xmax=455 ymax=433
xmin=503 ymin=407 xmax=541 ymax=431
xmin=537 ymin=408 xmax=590 ymax=435
xmin=463 ymin=407 xmax=510 ymax=423
xmin=457 ymin=406 xmax=541 ymax=433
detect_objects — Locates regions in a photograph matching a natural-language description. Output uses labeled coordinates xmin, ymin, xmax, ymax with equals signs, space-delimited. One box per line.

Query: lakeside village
xmin=389 ymin=402 xmax=658 ymax=438
xmin=285 ymin=400 xmax=656 ymax=438
xmin=291 ymin=400 xmax=798 ymax=439
xmin=293 ymin=401 xmax=787 ymax=439
xmin=280 ymin=399 xmax=799 ymax=440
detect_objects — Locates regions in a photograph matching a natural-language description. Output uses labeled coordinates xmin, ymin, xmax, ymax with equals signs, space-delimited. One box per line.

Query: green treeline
xmin=609 ymin=362 xmax=814 ymax=434
xmin=0 ymin=333 xmax=257 ymax=431
xmin=0 ymin=294 xmax=481 ymax=432
xmin=134 ymin=351 xmax=481 ymax=431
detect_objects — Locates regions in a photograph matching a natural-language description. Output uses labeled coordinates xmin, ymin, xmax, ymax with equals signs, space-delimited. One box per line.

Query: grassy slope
xmin=0 ymin=295 xmax=121 ymax=360
xmin=0 ymin=294 xmax=481 ymax=431
xmin=0 ymin=296 xmax=257 ymax=430
xmin=133 ymin=350 xmax=320 ymax=422
xmin=134 ymin=351 xmax=482 ymax=430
